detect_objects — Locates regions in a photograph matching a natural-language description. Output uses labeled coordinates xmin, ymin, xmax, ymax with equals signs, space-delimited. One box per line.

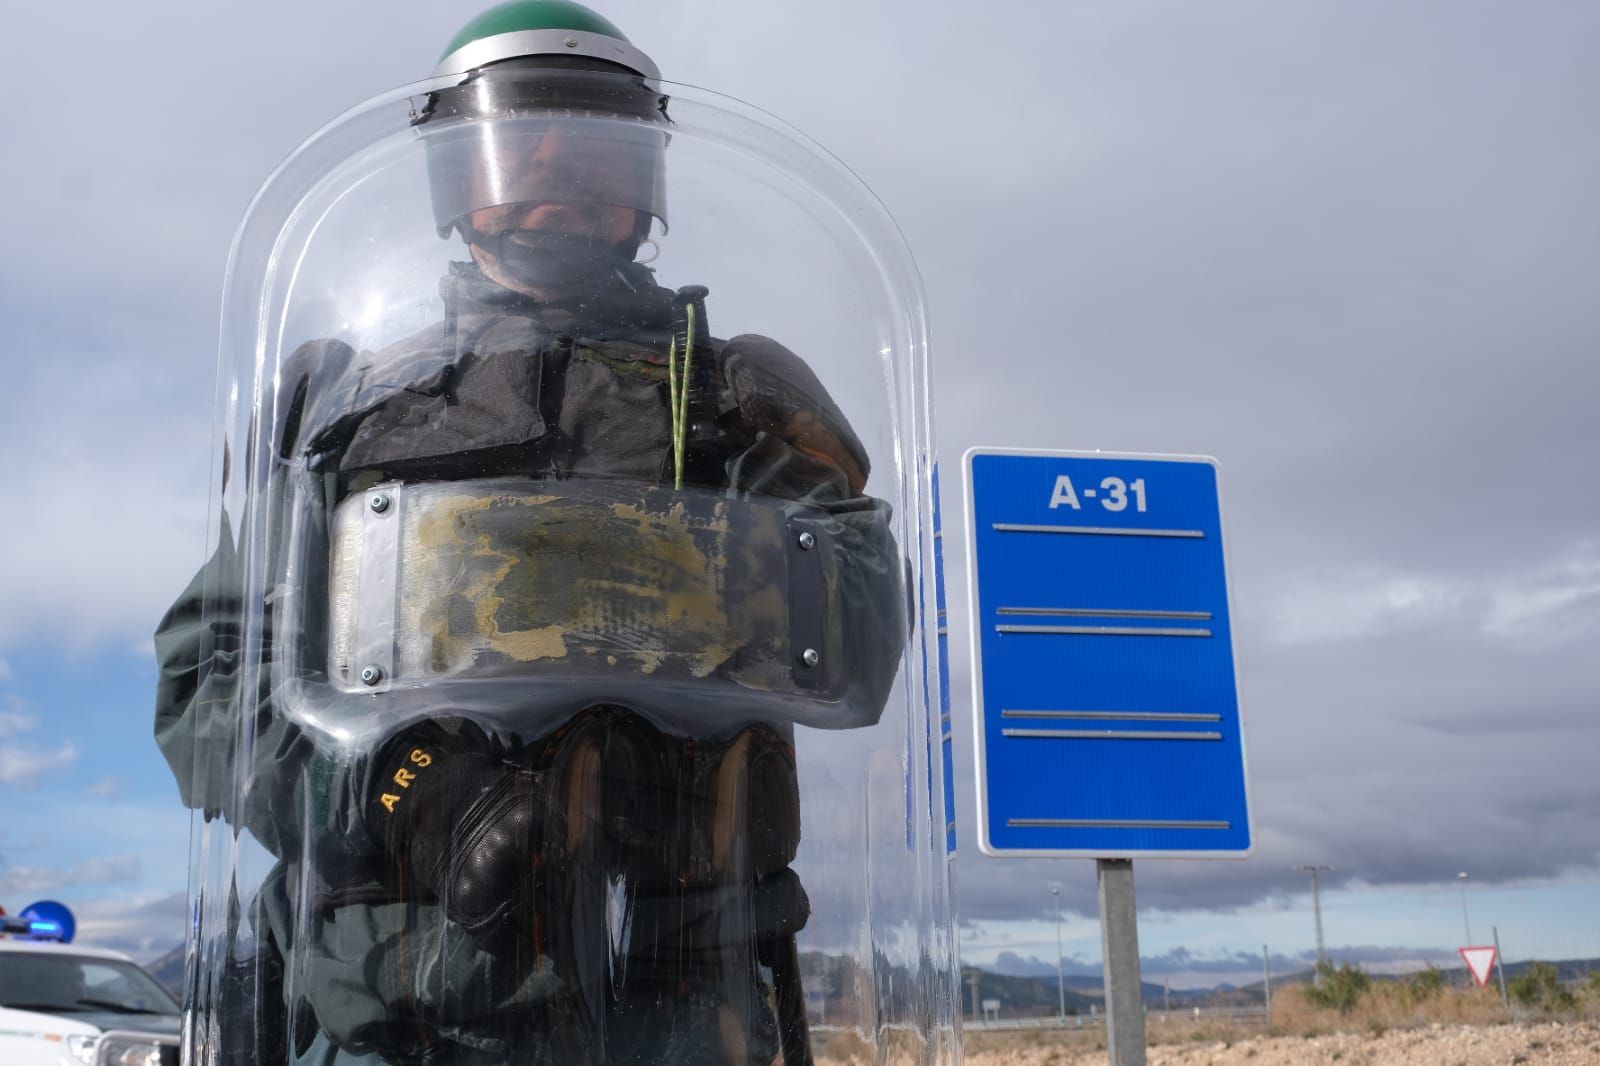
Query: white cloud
xmin=0 ymin=853 xmax=141 ymax=896
xmin=1257 ymin=543 xmax=1600 ymax=648
xmin=1483 ymin=547 xmax=1600 ymax=637
xmin=87 ymin=776 xmax=125 ymax=799
xmin=0 ymin=710 xmax=38 ymax=739
xmin=0 ymin=740 xmax=80 ymax=788
xmin=70 ymin=891 xmax=188 ymax=965
xmin=0 ymin=356 xmax=212 ymax=650
xmin=1258 ymin=570 xmax=1467 ymax=646
xmin=0 ymin=659 xmax=12 ymax=681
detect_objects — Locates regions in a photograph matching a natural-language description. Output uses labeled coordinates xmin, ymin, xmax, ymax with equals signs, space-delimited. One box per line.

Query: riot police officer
xmin=156 ymin=3 xmax=907 ymax=1063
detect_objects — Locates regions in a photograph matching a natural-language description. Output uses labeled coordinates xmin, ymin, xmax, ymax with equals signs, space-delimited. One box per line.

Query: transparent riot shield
xmin=164 ymin=64 xmax=955 ymax=1066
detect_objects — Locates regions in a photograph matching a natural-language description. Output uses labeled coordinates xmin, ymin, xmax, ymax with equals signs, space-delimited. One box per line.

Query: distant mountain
xmin=1528 ymin=958 xmax=1600 ymax=983
xmin=132 ymin=942 xmax=1600 ymax=1018
xmin=960 ymin=966 xmax=1178 ymax=1012
xmin=145 ymin=944 xmax=185 ymax=997
xmin=961 ymin=966 xmax=1099 ymax=1015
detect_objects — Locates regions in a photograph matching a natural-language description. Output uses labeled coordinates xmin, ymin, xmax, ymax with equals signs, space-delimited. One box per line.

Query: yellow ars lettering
xmin=409 ymin=748 xmax=433 ymax=767
xmin=380 ymin=793 xmax=401 ymax=813
xmin=393 ymin=768 xmax=416 ymax=788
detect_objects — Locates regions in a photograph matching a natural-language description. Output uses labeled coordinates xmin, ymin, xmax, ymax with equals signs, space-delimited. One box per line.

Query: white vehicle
xmin=0 ymin=923 xmax=179 ymax=1066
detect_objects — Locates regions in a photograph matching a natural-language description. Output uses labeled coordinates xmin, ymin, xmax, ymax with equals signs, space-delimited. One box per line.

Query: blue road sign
xmin=963 ymin=449 xmax=1252 ymax=858
xmin=935 ymin=464 xmax=957 ymax=855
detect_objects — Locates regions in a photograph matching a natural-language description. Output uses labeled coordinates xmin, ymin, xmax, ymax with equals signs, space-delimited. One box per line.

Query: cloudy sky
xmin=2 ymin=0 xmax=1596 ymax=988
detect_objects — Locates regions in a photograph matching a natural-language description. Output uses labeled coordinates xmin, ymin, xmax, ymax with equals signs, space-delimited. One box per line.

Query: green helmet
xmin=416 ymin=1 xmax=669 ymax=282
xmin=433 ymin=0 xmax=660 ymax=82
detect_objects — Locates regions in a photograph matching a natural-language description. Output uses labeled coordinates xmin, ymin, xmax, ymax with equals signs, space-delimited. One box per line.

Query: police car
xmin=0 ymin=904 xmax=179 ymax=1066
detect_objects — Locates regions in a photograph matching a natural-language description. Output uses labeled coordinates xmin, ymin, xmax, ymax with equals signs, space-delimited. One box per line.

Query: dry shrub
xmin=1303 ymin=963 xmax=1370 ymax=1013
xmin=963 ymin=1022 xmax=1108 ymax=1058
xmin=1271 ymin=977 xmax=1517 ymax=1034
xmin=956 ymin=972 xmax=1599 ymax=1063
xmin=1509 ymin=963 xmax=1579 ymax=1012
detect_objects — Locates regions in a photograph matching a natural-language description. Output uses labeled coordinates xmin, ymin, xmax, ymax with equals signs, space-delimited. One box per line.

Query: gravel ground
xmin=960 ymin=1021 xmax=1600 ymax=1066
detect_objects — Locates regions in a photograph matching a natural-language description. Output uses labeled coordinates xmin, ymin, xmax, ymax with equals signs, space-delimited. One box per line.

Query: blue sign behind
xmin=934 ymin=464 xmax=957 ymax=855
xmin=964 ymin=449 xmax=1252 ymax=857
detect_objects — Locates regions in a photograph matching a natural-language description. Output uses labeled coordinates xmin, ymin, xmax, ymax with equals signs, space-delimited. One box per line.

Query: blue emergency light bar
xmin=0 ymin=916 xmax=66 ymax=940
xmin=0 ymin=900 xmax=76 ymax=942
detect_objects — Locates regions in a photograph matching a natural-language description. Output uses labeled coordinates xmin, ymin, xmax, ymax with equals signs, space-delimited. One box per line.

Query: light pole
xmin=1295 ymin=865 xmax=1333 ymax=982
xmin=1457 ymin=872 xmax=1472 ymax=945
xmin=1049 ymin=882 xmax=1066 ymax=1021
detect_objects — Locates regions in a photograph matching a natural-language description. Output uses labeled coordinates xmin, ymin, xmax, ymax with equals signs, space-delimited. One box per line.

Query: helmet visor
xmin=424 ymin=112 xmax=667 ymax=236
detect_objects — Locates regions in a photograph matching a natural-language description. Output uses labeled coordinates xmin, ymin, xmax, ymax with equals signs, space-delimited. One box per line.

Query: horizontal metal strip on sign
xmin=993 ymin=523 xmax=1205 ymax=539
xmin=1007 ymin=818 xmax=1232 ymax=830
xmin=998 ymin=606 xmax=1212 ymax=620
xmin=1001 ymin=728 xmax=1222 ymax=741
xmin=995 ymin=624 xmax=1212 ymax=637
xmin=1002 ymin=709 xmax=1222 ymax=723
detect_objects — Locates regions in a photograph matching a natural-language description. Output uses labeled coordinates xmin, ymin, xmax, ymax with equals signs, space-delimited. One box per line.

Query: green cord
xmin=666 ymin=332 xmax=680 ymax=484
xmin=668 ymin=304 xmax=697 ymax=489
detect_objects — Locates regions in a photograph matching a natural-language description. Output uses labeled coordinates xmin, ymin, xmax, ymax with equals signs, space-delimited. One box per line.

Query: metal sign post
xmin=1492 ymin=927 xmax=1510 ymax=1009
xmin=1263 ymin=944 xmax=1273 ymax=1020
xmin=1098 ymin=860 xmax=1146 ymax=1066
xmin=963 ymin=448 xmax=1253 ymax=1066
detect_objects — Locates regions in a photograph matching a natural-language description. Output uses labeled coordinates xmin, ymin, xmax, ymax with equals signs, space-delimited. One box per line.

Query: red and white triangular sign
xmin=1460 ymin=946 xmax=1498 ymax=987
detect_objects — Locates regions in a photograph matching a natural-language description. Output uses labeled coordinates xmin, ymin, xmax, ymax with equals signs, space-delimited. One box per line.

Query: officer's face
xmin=468 ymin=125 xmax=643 ymax=245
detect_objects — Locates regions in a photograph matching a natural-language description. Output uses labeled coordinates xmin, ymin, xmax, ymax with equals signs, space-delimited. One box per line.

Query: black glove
xmin=369 ymin=733 xmax=545 ymax=943
xmin=721 ymin=332 xmax=871 ymax=493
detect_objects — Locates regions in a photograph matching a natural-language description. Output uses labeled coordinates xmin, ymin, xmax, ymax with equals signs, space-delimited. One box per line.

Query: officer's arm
xmin=153 ymin=339 xmax=355 ymax=859
xmin=719 ymin=334 xmax=911 ymax=728
xmin=153 ymin=515 xmax=308 ymax=858
xmin=153 ymin=525 xmax=237 ymax=817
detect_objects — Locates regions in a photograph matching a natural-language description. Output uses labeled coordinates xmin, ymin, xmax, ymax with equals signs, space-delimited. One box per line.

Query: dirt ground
xmin=961 ymin=1020 xmax=1600 ymax=1065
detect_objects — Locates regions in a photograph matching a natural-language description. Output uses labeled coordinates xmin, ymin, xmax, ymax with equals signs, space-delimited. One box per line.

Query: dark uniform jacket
xmin=152 ymin=262 xmax=903 ymax=1063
